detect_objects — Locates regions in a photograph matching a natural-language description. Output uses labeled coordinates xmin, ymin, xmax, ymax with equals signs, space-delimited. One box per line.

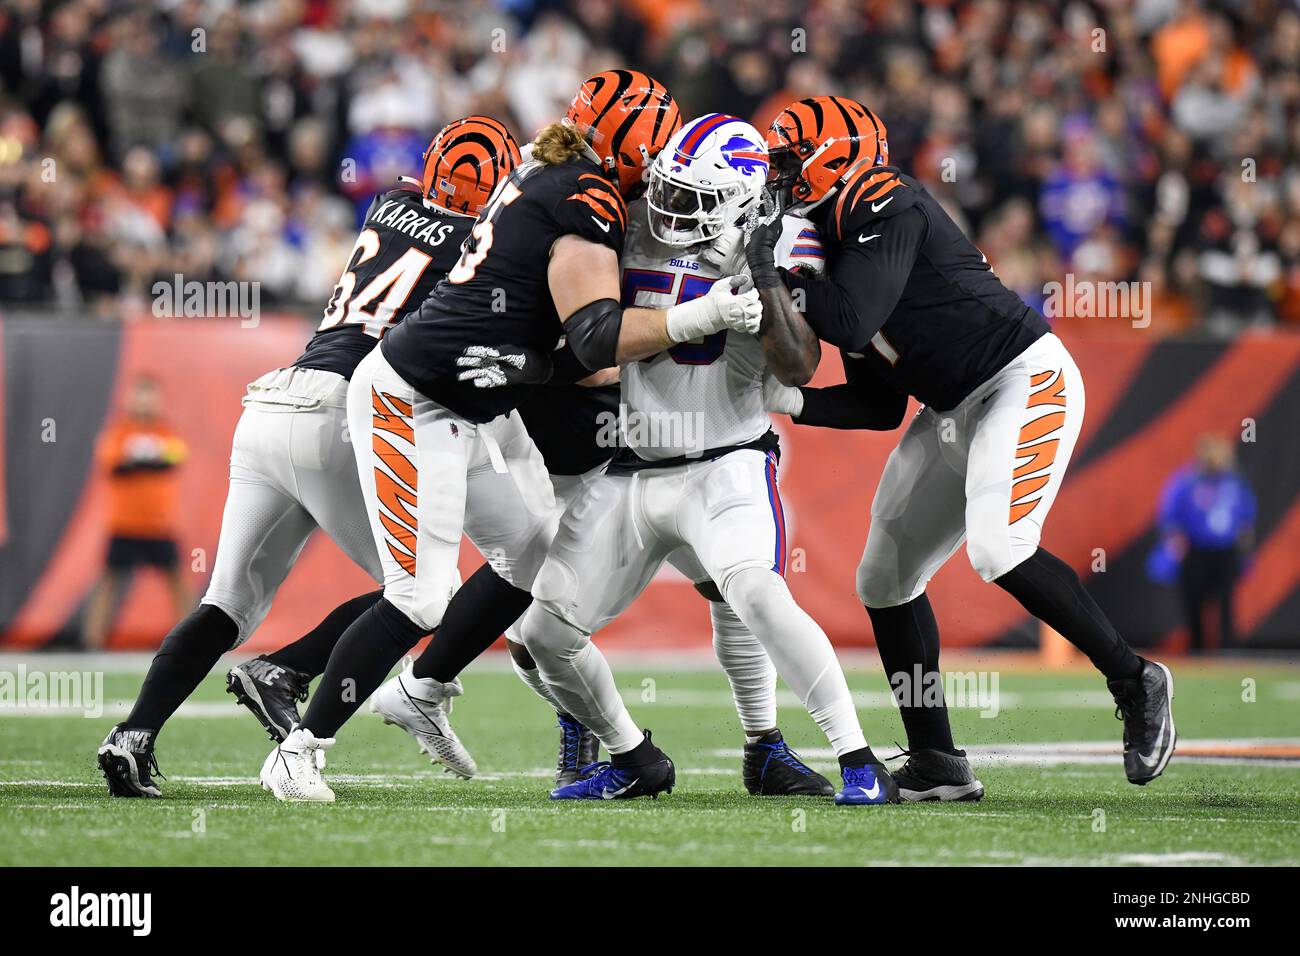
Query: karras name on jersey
xmin=294 ymin=185 xmax=473 ymax=380
xmin=786 ymin=167 xmax=1049 ymax=411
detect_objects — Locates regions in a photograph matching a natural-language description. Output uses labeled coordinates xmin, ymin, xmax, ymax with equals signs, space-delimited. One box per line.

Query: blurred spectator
xmin=0 ymin=0 xmax=1294 ymax=328
xmin=1157 ymin=434 xmax=1257 ymax=653
xmin=84 ymin=375 xmax=191 ymax=649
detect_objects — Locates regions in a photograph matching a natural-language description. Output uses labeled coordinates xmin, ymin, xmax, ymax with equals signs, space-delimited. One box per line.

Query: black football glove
xmin=455 ymin=345 xmax=553 ymax=389
xmin=741 ymin=186 xmax=785 ymax=290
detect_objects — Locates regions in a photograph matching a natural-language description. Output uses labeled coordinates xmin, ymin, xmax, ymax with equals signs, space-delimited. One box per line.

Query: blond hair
xmin=532 ymin=122 xmax=588 ymax=166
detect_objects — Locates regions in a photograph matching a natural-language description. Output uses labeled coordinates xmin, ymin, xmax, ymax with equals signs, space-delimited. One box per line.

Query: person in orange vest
xmin=84 ymin=374 xmax=191 ymax=649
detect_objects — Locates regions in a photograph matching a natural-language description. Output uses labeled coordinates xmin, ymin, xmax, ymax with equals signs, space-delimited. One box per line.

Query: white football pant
xmin=202 ymin=367 xmax=382 ymax=645
xmin=346 ymin=347 xmax=556 ymax=632
xmin=518 ymin=449 xmax=868 ymax=756
xmin=857 ymin=333 xmax=1085 ymax=607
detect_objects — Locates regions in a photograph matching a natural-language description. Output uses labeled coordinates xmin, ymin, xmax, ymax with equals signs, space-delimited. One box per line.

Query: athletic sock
xmin=298 ymin=598 xmax=425 ymax=738
xmin=611 ymin=733 xmax=655 ymax=768
xmin=838 ymin=745 xmax=881 ymax=770
xmin=411 ymin=562 xmax=533 ymax=682
xmin=124 ymin=604 xmax=239 ymax=733
xmin=725 ymin=567 xmax=868 ymax=757
xmin=520 ymin=606 xmax=645 ymax=755
xmin=265 ymin=589 xmax=383 ymax=678
xmin=995 ymin=547 xmax=1143 ymax=681
xmin=710 ymin=600 xmax=778 ymax=734
xmin=511 ymin=656 xmax=565 ymax=712
xmin=866 ymin=594 xmax=957 ymax=753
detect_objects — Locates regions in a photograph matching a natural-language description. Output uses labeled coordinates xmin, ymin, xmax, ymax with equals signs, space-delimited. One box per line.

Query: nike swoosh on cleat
xmin=861 ymin=778 xmax=881 ymax=800
xmin=1138 ymin=718 xmax=1168 ymax=768
xmin=601 ymin=778 xmax=639 ymax=799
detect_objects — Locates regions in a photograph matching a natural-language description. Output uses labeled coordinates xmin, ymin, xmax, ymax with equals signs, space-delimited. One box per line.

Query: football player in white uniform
xmin=514 ymin=115 xmax=898 ymax=804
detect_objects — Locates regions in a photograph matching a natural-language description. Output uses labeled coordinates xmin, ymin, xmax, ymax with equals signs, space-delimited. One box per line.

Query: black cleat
xmin=227 ymin=656 xmax=311 ymax=742
xmin=892 ymin=747 xmax=985 ymax=802
xmin=1109 ymin=658 xmax=1176 ymax=785
xmin=743 ymin=730 xmax=834 ymax=796
xmin=554 ymin=711 xmax=600 ymax=788
xmin=550 ymin=730 xmax=675 ymax=800
xmin=98 ymin=725 xmax=163 ymax=798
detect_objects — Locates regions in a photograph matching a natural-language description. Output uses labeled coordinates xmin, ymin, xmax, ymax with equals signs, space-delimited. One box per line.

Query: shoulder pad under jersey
xmin=827 ymin=166 xmax=917 ymax=242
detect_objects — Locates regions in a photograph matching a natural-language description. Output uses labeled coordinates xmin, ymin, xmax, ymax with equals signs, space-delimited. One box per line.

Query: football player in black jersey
xmin=263 ymin=70 xmax=764 ymax=801
xmin=97 ymin=116 xmax=519 ymax=798
xmin=753 ymin=96 xmax=1175 ymax=799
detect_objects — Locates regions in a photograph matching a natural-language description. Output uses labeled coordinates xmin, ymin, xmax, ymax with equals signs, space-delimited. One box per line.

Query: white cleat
xmin=262 ymin=728 xmax=336 ymax=802
xmin=370 ymin=660 xmax=477 ymax=779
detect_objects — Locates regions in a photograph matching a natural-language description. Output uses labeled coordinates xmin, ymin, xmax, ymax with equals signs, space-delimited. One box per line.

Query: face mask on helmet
xmin=647 ymin=115 xmax=768 ymax=248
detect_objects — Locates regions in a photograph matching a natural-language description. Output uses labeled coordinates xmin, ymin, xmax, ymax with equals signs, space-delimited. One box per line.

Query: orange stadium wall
xmin=1 ymin=315 xmax=1298 ymax=654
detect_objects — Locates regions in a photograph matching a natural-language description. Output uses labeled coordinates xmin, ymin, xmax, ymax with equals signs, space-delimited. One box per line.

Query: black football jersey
xmin=784 ymin=168 xmax=1049 ymax=411
xmin=517 ymin=383 xmax=620 ymax=476
xmin=293 ymin=185 xmax=474 ymax=379
xmin=382 ymin=156 xmax=627 ymax=423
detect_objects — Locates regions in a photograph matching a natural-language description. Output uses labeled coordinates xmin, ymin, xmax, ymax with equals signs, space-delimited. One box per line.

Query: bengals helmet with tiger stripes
xmin=565 ymin=69 xmax=682 ymax=198
xmin=766 ymin=96 xmax=889 ymax=210
xmin=420 ymin=115 xmax=522 ymax=217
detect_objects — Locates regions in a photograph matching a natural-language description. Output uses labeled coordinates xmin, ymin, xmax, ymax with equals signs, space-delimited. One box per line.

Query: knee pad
xmin=856 ymin=528 xmax=922 ymax=608
xmin=384 ymin=585 xmax=447 ymax=635
xmin=199 ymin=595 xmax=262 ymax=648
xmin=530 ymin=554 xmax=580 ymax=613
xmin=966 ymin=532 xmax=1015 ymax=584
xmin=518 ymin=604 xmax=588 ymax=662
xmin=724 ymin=566 xmax=791 ymax=629
xmin=372 ymin=596 xmax=428 ymax=651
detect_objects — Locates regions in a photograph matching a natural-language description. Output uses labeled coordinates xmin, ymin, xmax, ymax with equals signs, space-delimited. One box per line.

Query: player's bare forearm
xmin=615 ymin=307 xmax=674 ymax=363
xmin=759 ymin=284 xmax=820 ymax=386
xmin=578 ymin=367 xmax=620 ymax=387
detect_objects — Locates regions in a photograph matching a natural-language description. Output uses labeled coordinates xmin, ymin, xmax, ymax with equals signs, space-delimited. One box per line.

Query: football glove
xmin=666 ymin=274 xmax=762 ymax=342
xmin=455 ymin=345 xmax=552 ymax=389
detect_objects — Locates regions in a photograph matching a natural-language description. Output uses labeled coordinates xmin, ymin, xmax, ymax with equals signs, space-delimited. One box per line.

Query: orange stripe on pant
xmin=372 ymin=390 xmax=418 ymax=576
xmin=1010 ymin=370 xmax=1066 ymax=525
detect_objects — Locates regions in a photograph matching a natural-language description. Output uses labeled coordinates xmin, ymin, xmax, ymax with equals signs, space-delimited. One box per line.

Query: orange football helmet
xmin=565 ymin=69 xmax=682 ymax=198
xmin=421 ymin=115 xmax=521 ymax=216
xmin=766 ymin=96 xmax=889 ymax=209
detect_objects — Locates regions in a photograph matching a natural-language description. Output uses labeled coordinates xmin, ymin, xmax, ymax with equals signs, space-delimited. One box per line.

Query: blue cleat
xmin=550 ymin=731 xmax=674 ymax=800
xmin=834 ymin=762 xmax=900 ymax=805
xmin=743 ymin=730 xmax=834 ymax=796
xmin=554 ymin=712 xmax=600 ymax=788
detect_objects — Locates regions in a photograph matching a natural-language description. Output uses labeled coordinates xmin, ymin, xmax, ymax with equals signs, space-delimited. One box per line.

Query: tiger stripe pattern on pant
xmin=1010 ymin=368 xmax=1066 ymax=525
xmin=370 ymin=387 xmax=418 ymax=576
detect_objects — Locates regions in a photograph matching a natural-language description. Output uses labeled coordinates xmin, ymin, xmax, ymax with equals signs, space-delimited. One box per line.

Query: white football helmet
xmin=647 ymin=114 xmax=770 ymax=248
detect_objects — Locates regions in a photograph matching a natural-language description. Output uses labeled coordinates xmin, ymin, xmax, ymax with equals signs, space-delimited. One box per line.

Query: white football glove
xmin=697 ymin=223 xmax=747 ymax=274
xmin=762 ymin=371 xmax=805 ymax=417
xmin=665 ymin=274 xmax=762 ymax=342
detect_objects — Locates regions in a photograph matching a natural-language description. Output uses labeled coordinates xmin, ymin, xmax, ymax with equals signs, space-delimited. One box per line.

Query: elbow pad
xmin=564 ymin=298 xmax=623 ymax=370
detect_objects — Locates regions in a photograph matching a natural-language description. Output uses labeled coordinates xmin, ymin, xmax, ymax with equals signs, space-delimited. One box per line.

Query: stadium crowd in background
xmin=0 ymin=0 xmax=1298 ymax=333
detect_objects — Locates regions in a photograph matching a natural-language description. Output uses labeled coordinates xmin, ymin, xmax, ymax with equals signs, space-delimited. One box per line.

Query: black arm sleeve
xmin=563 ymin=297 xmax=623 ymax=371
xmin=781 ymin=206 xmax=926 ymax=351
xmin=794 ymin=352 xmax=908 ymax=430
xmin=548 ymin=343 xmax=597 ymax=385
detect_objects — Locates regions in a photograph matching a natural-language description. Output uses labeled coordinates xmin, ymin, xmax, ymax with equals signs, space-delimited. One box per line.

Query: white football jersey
xmin=619 ymin=200 xmax=825 ymax=460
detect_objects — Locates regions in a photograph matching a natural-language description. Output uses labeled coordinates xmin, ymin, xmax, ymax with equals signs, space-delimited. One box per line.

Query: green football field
xmin=2 ymin=653 xmax=1298 ymax=866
